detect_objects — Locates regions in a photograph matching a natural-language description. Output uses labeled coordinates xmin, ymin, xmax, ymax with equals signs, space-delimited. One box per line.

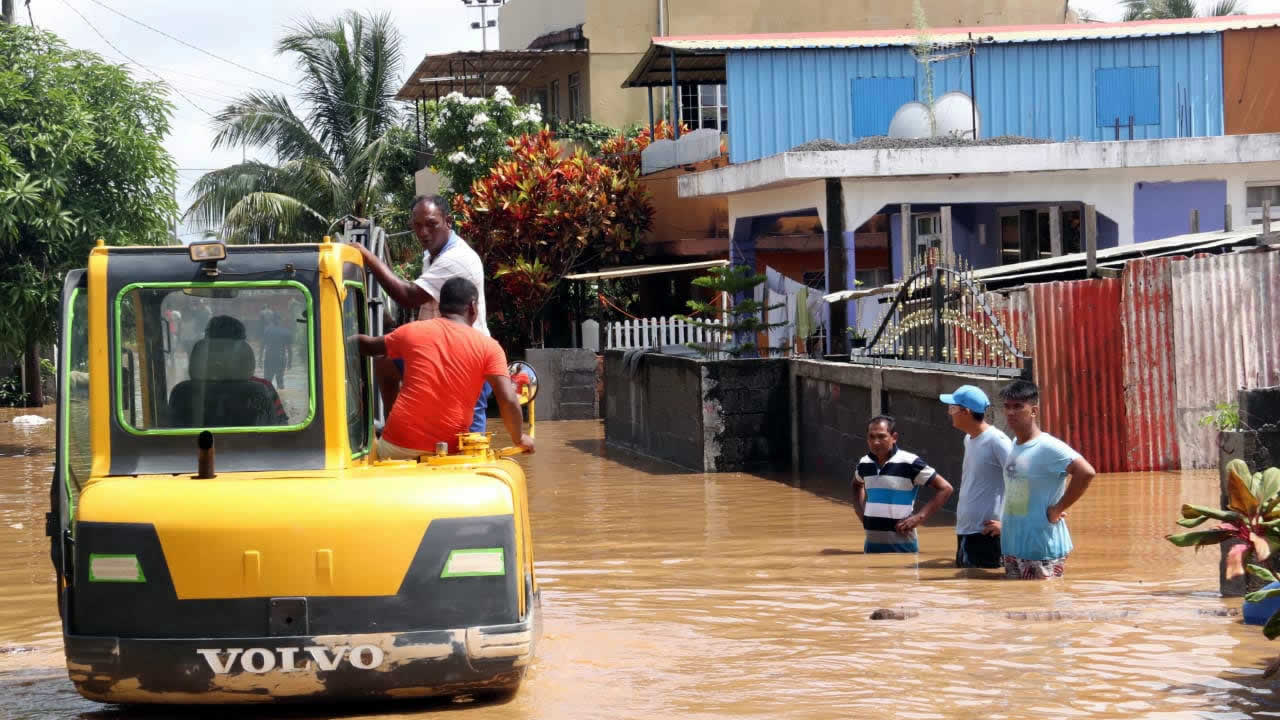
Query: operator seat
xmin=168 ymin=338 xmax=276 ymax=427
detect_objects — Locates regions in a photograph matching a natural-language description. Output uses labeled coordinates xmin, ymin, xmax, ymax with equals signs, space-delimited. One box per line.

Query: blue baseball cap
xmin=940 ymin=385 xmax=989 ymax=413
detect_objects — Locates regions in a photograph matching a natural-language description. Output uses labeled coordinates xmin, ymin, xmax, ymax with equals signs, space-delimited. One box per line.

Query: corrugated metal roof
xmin=653 ymin=13 xmax=1280 ymax=51
xmin=397 ymin=49 xmax=586 ymax=100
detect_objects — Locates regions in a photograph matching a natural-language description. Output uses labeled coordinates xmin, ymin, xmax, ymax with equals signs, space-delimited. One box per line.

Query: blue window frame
xmin=1095 ymin=67 xmax=1160 ymax=127
xmin=851 ymin=77 xmax=916 ymax=138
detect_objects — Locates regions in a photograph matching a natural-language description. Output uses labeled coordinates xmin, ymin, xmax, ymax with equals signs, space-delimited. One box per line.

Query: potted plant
xmin=1166 ymin=459 xmax=1280 ymax=591
xmin=847 ymin=326 xmax=868 ymax=350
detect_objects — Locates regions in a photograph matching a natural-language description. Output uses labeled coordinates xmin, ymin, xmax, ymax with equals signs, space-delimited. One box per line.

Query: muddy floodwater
xmin=1 ymin=407 xmax=1278 ymax=719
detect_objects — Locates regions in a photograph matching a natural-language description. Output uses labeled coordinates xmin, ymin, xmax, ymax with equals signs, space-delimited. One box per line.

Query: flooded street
xmin=1 ymin=407 xmax=1278 ymax=719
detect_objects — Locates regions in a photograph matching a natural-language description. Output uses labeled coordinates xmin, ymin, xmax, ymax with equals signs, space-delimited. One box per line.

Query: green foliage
xmin=677 ymin=265 xmax=785 ymax=359
xmin=549 ymin=118 xmax=620 ymax=155
xmin=1199 ymin=401 xmax=1243 ymax=432
xmin=184 ymin=11 xmax=403 ymax=243
xmin=421 ymin=87 xmax=543 ymax=204
xmin=0 ymin=23 xmax=177 ymax=361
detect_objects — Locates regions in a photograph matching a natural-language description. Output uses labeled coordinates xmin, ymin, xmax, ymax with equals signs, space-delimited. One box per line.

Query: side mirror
xmin=508 ymin=361 xmax=538 ymax=405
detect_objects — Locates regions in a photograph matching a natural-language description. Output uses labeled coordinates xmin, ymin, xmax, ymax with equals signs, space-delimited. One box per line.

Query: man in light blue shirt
xmin=998 ymin=379 xmax=1097 ymax=579
xmin=941 ymin=385 xmax=1012 ymax=569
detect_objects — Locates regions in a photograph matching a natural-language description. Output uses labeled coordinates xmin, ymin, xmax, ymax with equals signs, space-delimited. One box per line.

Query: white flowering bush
xmin=423 ymin=86 xmax=543 ymax=202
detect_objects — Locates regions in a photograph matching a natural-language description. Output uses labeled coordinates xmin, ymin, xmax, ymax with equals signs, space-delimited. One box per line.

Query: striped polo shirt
xmin=853 ymin=447 xmax=937 ymax=553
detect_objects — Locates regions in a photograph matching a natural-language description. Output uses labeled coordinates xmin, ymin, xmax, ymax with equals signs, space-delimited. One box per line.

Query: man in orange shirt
xmin=353 ymin=277 xmax=535 ymax=458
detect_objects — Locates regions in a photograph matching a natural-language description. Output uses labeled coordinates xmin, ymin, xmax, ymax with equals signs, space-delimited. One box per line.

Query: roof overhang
xmin=679 ymin=133 xmax=1280 ymax=198
xmin=397 ymin=49 xmax=587 ymax=100
xmin=621 ymin=41 xmax=726 ymax=89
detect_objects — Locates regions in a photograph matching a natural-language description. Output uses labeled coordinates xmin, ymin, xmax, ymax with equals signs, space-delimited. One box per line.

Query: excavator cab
xmin=49 ymin=238 xmax=539 ymax=704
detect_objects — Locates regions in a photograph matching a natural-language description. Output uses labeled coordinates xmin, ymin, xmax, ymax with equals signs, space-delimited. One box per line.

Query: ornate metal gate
xmin=854 ymin=252 xmax=1031 ymax=377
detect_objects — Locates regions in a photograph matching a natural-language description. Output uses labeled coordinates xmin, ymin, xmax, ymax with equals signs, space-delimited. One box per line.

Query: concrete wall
xmin=790 ymin=360 xmax=1016 ymax=509
xmin=525 ymin=348 xmax=600 ymax=421
xmin=604 ymin=351 xmax=790 ymax=472
xmin=499 ymin=0 xmax=587 ymax=51
xmin=1133 ymin=180 xmax=1227 ymax=243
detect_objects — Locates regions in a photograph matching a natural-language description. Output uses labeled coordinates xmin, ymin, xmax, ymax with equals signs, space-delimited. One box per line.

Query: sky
xmin=21 ymin=0 xmax=1280 ymax=241
xmin=29 ymin=0 xmax=485 ymax=241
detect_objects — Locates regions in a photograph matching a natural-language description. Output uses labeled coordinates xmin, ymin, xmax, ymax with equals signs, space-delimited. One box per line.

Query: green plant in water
xmin=1166 ymin=459 xmax=1280 ymax=580
xmin=1199 ymin=401 xmax=1242 ymax=431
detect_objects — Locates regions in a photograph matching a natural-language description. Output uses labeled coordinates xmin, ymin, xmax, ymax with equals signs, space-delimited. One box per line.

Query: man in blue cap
xmin=941 ymin=385 xmax=1012 ymax=569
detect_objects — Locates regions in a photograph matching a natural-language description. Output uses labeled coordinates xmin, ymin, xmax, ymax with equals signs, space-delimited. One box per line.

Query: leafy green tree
xmin=0 ymin=24 xmax=177 ymax=405
xmin=1121 ymin=0 xmax=1240 ymax=20
xmin=185 ymin=11 xmax=403 ymax=243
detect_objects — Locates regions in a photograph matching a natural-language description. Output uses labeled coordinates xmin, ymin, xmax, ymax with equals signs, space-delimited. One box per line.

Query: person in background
xmin=852 ymin=415 xmax=954 ymax=553
xmin=998 ymin=379 xmax=1097 ymax=580
xmin=941 ymin=385 xmax=1012 ymax=570
xmin=262 ymin=311 xmax=293 ymax=389
xmin=356 ymin=195 xmax=492 ymax=432
xmin=352 ymin=277 xmax=533 ymax=459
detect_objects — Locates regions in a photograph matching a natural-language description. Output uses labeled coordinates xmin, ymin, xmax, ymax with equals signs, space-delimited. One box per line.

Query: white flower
xmin=443 ymin=91 xmax=466 ymax=104
xmin=472 ymin=136 xmax=485 ymax=147
xmin=469 ymin=112 xmax=490 ymax=130
xmin=518 ymin=107 xmax=542 ymax=125
xmin=492 ymin=85 xmax=513 ymax=105
xmin=447 ymin=151 xmax=475 ymax=165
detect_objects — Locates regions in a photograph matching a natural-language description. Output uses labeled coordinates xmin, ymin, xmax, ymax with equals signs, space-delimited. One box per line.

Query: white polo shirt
xmin=412 ymin=231 xmax=489 ymax=336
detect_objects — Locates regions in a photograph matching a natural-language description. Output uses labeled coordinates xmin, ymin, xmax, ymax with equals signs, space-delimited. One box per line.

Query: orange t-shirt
xmin=381 ymin=318 xmax=508 ymax=452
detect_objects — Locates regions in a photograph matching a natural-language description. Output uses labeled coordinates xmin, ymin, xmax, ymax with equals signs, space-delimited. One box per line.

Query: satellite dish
xmin=888 ymin=102 xmax=932 ymax=139
xmin=934 ymin=92 xmax=981 ymax=139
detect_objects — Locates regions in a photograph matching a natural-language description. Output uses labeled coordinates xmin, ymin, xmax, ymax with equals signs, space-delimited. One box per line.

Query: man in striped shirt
xmin=852 ymin=415 xmax=954 ymax=553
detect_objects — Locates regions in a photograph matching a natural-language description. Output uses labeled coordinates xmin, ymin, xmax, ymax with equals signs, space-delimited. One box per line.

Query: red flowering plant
xmin=1166 ymin=459 xmax=1280 ymax=582
xmin=455 ymin=129 xmax=654 ymax=349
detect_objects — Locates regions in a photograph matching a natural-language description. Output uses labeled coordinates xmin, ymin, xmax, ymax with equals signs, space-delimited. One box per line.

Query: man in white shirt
xmin=357 ymin=195 xmax=494 ymax=431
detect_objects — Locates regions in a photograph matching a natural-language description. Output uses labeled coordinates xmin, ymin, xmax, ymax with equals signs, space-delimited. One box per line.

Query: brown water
xmin=1 ymin=407 xmax=1278 ymax=719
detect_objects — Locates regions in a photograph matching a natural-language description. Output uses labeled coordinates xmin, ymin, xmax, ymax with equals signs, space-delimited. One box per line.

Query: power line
xmin=58 ymin=0 xmax=213 ymax=117
xmin=84 ymin=0 xmax=297 ymax=91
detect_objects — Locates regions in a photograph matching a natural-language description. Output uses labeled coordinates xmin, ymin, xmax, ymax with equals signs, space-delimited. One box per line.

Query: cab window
xmin=342 ymin=283 xmax=370 ymax=457
xmin=115 ymin=283 xmax=313 ymax=432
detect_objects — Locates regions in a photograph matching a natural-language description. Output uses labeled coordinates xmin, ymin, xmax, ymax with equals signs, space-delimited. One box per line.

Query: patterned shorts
xmin=1002 ymin=554 xmax=1066 ymax=580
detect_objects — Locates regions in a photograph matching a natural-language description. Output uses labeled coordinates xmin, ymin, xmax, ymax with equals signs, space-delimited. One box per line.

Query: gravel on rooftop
xmin=790 ymin=135 xmax=1055 ymax=152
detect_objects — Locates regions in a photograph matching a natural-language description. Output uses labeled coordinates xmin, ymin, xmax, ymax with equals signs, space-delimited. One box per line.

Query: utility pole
xmin=3 ymin=0 xmax=16 ymax=24
xmin=460 ymin=0 xmax=505 ymax=51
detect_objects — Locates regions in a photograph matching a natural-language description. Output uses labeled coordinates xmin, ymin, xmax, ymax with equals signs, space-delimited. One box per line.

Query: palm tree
xmin=1121 ymin=0 xmax=1243 ymax=21
xmin=185 ymin=11 xmax=402 ymax=243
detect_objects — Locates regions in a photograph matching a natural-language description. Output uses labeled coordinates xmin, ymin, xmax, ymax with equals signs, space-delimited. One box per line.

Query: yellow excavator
xmin=47 ymin=236 xmax=539 ymax=704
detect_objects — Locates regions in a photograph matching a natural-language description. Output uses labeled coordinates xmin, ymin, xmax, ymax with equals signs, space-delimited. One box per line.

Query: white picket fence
xmin=605 ymin=316 xmax=726 ymax=350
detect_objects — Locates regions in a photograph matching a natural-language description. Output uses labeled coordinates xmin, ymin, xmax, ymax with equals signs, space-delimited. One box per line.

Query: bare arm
xmin=1047 ymin=457 xmax=1096 ymax=523
xmin=357 ymin=244 xmax=431 ymax=309
xmin=352 ymin=334 xmax=387 ymax=357
xmin=852 ymin=479 xmax=866 ymax=523
xmin=487 ymin=374 xmax=535 ymax=452
xmin=897 ymin=474 xmax=954 ymax=533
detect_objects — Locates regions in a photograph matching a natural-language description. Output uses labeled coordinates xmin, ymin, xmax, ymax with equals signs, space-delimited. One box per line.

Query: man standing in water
xmin=852 ymin=416 xmax=953 ymax=553
xmin=356 ymin=195 xmax=492 ymax=431
xmin=941 ymin=385 xmax=1011 ymax=569
xmin=998 ymin=379 xmax=1097 ymax=579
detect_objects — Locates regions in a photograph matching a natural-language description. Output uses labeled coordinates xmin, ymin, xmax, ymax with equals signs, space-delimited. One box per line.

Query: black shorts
xmin=956 ymin=532 xmax=1002 ymax=569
